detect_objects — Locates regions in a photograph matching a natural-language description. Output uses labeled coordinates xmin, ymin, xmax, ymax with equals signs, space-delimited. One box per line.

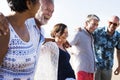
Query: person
xmin=93 ymin=16 xmax=120 ymax=80
xmin=0 ymin=0 xmax=55 ymax=79
xmin=32 ymin=0 xmax=56 ymax=79
xmin=25 ymin=0 xmax=54 ymax=50
xmin=35 ymin=23 xmax=75 ymax=80
xmin=69 ymin=14 xmax=100 ymax=80
xmin=0 ymin=0 xmax=41 ymax=80
xmin=50 ymin=23 xmax=76 ymax=80
xmin=0 ymin=0 xmax=54 ymax=42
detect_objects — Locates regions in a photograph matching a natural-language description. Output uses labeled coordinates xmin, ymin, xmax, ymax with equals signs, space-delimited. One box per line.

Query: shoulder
xmin=41 ymin=42 xmax=59 ymax=55
xmin=25 ymin=18 xmax=35 ymax=23
xmin=42 ymin=41 xmax=58 ymax=50
xmin=25 ymin=18 xmax=36 ymax=28
xmin=73 ymin=27 xmax=84 ymax=36
xmin=44 ymin=41 xmax=57 ymax=46
xmin=94 ymin=27 xmax=105 ymax=34
xmin=115 ymin=30 xmax=120 ymax=38
xmin=96 ymin=27 xmax=105 ymax=31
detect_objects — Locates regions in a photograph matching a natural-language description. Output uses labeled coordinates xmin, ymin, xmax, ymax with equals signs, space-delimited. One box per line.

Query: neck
xmin=85 ymin=27 xmax=92 ymax=34
xmin=107 ymin=30 xmax=114 ymax=36
xmin=7 ymin=12 xmax=29 ymax=27
xmin=56 ymin=41 xmax=66 ymax=51
xmin=34 ymin=18 xmax=42 ymax=29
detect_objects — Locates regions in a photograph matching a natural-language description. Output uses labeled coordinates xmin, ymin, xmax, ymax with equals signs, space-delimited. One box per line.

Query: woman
xmin=0 ymin=0 xmax=41 ymax=80
xmin=51 ymin=23 xmax=76 ymax=80
xmin=36 ymin=23 xmax=75 ymax=80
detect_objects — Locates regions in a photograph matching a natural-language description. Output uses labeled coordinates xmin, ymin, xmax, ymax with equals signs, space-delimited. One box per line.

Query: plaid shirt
xmin=93 ymin=27 xmax=120 ymax=70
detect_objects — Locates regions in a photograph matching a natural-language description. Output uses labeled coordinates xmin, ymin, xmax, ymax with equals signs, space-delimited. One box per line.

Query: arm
xmin=45 ymin=38 xmax=71 ymax=48
xmin=0 ymin=28 xmax=10 ymax=65
xmin=0 ymin=12 xmax=9 ymax=36
xmin=45 ymin=38 xmax=55 ymax=42
xmin=114 ymin=49 xmax=120 ymax=75
xmin=63 ymin=41 xmax=71 ymax=48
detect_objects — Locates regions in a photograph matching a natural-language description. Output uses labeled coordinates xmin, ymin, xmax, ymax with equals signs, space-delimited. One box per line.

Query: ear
xmin=85 ymin=21 xmax=88 ymax=26
xmin=26 ymin=0 xmax=32 ymax=10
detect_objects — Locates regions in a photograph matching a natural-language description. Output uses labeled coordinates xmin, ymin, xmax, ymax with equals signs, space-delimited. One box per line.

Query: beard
xmin=40 ymin=16 xmax=48 ymax=25
xmin=35 ymin=12 xmax=48 ymax=25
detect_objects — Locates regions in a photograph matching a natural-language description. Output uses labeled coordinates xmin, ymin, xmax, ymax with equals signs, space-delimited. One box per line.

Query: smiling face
xmin=35 ymin=0 xmax=54 ymax=25
xmin=84 ymin=14 xmax=100 ymax=33
xmin=85 ymin=19 xmax=99 ymax=33
xmin=57 ymin=28 xmax=68 ymax=43
xmin=51 ymin=23 xmax=68 ymax=44
xmin=107 ymin=16 xmax=119 ymax=35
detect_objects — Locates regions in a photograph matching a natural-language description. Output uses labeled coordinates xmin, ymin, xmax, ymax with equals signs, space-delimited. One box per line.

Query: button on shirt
xmin=93 ymin=27 xmax=120 ymax=70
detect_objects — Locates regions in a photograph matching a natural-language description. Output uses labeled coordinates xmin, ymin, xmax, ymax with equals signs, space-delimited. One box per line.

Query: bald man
xmin=93 ymin=16 xmax=120 ymax=80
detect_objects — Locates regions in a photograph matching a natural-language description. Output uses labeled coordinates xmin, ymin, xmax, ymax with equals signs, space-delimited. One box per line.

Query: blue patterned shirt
xmin=93 ymin=26 xmax=120 ymax=70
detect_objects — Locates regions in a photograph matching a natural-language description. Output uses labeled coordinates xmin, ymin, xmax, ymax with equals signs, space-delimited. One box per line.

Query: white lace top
xmin=34 ymin=42 xmax=59 ymax=80
xmin=0 ymin=18 xmax=40 ymax=80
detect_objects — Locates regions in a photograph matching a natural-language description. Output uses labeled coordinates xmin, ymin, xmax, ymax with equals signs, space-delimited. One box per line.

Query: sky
xmin=0 ymin=0 xmax=120 ymax=39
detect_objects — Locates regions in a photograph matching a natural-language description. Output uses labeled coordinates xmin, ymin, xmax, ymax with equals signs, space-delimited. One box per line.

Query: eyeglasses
xmin=109 ymin=22 xmax=118 ymax=26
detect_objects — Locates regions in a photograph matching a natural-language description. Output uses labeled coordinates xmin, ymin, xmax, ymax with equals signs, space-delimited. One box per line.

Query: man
xmin=26 ymin=0 xmax=54 ymax=46
xmin=94 ymin=16 xmax=120 ymax=80
xmin=35 ymin=0 xmax=54 ymax=28
xmin=69 ymin=14 xmax=100 ymax=80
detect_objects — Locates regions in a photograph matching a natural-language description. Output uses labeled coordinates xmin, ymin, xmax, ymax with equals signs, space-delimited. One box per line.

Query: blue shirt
xmin=93 ymin=26 xmax=120 ymax=70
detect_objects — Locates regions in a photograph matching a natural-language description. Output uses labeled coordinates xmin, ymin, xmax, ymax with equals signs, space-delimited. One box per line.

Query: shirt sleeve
xmin=35 ymin=42 xmax=59 ymax=80
xmin=116 ymin=35 xmax=120 ymax=50
xmin=69 ymin=31 xmax=79 ymax=45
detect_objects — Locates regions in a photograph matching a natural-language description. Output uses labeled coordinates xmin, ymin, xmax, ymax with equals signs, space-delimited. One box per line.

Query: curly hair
xmin=7 ymin=0 xmax=38 ymax=12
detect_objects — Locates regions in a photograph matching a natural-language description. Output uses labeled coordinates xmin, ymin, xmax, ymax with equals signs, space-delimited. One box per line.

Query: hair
xmin=109 ymin=15 xmax=120 ymax=21
xmin=85 ymin=14 xmax=100 ymax=22
xmin=45 ymin=0 xmax=54 ymax=3
xmin=51 ymin=23 xmax=67 ymax=38
xmin=7 ymin=0 xmax=38 ymax=13
xmin=41 ymin=0 xmax=54 ymax=6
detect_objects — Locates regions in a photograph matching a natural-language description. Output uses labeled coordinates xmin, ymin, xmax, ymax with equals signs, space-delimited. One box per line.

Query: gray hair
xmin=86 ymin=14 xmax=100 ymax=22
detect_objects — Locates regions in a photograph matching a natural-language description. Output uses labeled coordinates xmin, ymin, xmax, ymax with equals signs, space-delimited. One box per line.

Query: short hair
xmin=86 ymin=14 xmax=100 ymax=22
xmin=51 ymin=23 xmax=67 ymax=38
xmin=7 ymin=0 xmax=38 ymax=13
xmin=41 ymin=0 xmax=54 ymax=5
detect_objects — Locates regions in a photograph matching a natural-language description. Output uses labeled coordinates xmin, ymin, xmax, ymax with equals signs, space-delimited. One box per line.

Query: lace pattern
xmin=34 ymin=42 xmax=59 ymax=80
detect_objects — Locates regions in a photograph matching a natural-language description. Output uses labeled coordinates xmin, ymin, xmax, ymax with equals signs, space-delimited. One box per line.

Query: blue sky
xmin=0 ymin=0 xmax=120 ymax=38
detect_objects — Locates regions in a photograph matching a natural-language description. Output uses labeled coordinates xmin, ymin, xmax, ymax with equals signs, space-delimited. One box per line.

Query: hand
xmin=63 ymin=41 xmax=71 ymax=48
xmin=114 ymin=66 xmax=120 ymax=75
xmin=75 ymin=27 xmax=82 ymax=31
xmin=0 ymin=12 xmax=9 ymax=36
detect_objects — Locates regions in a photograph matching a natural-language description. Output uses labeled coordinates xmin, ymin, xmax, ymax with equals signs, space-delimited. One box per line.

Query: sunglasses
xmin=109 ymin=22 xmax=118 ymax=26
